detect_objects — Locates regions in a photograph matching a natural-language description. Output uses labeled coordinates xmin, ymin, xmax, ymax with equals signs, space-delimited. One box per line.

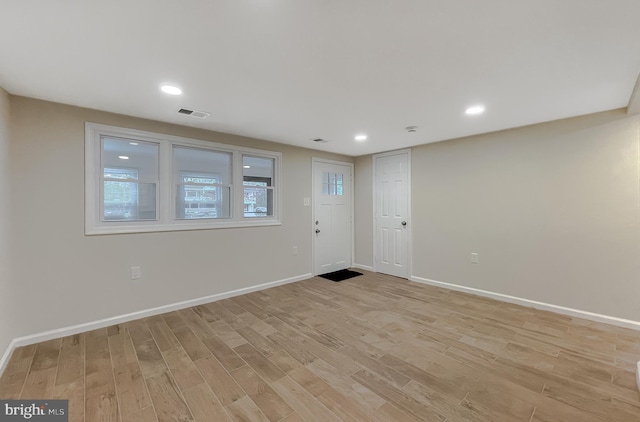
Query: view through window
xmin=243 ymin=156 xmax=274 ymax=217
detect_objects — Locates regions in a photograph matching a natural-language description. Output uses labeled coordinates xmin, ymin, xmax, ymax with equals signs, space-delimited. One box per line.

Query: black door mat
xmin=318 ymin=269 xmax=363 ymax=282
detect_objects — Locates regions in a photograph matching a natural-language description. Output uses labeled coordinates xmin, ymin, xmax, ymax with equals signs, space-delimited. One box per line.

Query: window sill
xmin=85 ymin=219 xmax=282 ymax=235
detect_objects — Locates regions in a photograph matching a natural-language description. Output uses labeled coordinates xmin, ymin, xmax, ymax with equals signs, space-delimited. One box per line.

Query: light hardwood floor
xmin=1 ymin=271 xmax=639 ymax=421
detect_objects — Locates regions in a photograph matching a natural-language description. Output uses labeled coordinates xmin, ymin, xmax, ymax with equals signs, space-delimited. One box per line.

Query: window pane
xmin=176 ymin=185 xmax=230 ymax=219
xmin=101 ymin=137 xmax=158 ymax=221
xmin=243 ymin=186 xmax=273 ymax=217
xmin=174 ymin=146 xmax=232 ymax=219
xmin=174 ymin=146 xmax=232 ymax=183
xmin=103 ymin=182 xmax=156 ymax=220
xmin=322 ymin=172 xmax=329 ymax=195
xmin=243 ymin=155 xmax=274 ymax=217
xmin=104 ymin=168 xmax=138 ymax=207
xmin=102 ymin=138 xmax=158 ymax=180
xmin=321 ymin=171 xmax=344 ymax=196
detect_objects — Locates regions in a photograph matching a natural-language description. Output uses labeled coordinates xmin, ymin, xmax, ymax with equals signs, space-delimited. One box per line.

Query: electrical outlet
xmin=303 ymin=198 xmax=310 ymax=206
xmin=471 ymin=253 xmax=479 ymax=264
xmin=130 ymin=266 xmax=142 ymax=280
xmin=293 ymin=246 xmax=298 ymax=255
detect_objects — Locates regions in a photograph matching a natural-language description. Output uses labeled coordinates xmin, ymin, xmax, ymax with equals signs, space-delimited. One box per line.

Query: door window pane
xmin=322 ymin=172 xmax=343 ymax=196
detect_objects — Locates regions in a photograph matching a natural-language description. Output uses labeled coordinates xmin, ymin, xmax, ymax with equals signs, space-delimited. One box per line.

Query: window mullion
xmin=160 ymin=141 xmax=172 ymax=224
xmin=233 ymin=151 xmax=243 ymax=222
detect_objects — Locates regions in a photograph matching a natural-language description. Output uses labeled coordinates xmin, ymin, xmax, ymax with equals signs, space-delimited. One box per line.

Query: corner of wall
xmin=0 ymin=87 xmax=13 ymax=371
xmin=0 ymin=339 xmax=17 ymax=377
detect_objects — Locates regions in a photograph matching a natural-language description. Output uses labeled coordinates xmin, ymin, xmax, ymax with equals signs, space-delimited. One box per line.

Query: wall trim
xmin=410 ymin=275 xmax=640 ymax=331
xmin=0 ymin=273 xmax=312 ymax=376
xmin=0 ymin=338 xmax=19 ymax=379
xmin=352 ymin=263 xmax=374 ymax=272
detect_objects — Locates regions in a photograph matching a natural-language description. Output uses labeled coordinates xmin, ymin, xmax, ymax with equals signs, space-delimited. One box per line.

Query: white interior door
xmin=313 ymin=160 xmax=352 ymax=275
xmin=375 ymin=151 xmax=410 ymax=278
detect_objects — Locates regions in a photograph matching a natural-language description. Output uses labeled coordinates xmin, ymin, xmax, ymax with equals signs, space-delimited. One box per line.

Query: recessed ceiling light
xmin=129 ymin=142 xmax=139 ymax=146
xmin=118 ymin=155 xmax=129 ymax=160
xmin=354 ymin=134 xmax=368 ymax=142
xmin=465 ymin=105 xmax=485 ymax=115
xmin=160 ymin=84 xmax=182 ymax=95
xmin=243 ymin=165 xmax=251 ymax=169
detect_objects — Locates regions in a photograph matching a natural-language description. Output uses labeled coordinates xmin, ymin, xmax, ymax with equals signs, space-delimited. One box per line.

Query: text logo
xmin=0 ymin=401 xmax=68 ymax=422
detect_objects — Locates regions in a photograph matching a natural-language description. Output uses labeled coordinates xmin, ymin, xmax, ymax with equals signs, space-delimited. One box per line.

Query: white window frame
xmin=85 ymin=122 xmax=281 ymax=235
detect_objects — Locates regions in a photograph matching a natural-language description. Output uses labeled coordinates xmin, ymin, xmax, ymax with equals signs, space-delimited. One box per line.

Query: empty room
xmin=1 ymin=1 xmax=640 ymax=421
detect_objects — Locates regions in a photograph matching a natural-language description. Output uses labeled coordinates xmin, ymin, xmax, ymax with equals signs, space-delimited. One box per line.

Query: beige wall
xmin=356 ymin=109 xmax=640 ymax=321
xmin=8 ymin=96 xmax=351 ymax=343
xmin=0 ymin=88 xmax=11 ymax=355
xmin=6 ymin=93 xmax=640 ymax=355
xmin=354 ymin=155 xmax=373 ymax=268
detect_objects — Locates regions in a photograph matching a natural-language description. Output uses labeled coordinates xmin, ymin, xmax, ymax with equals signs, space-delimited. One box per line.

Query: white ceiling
xmin=1 ymin=0 xmax=640 ymax=156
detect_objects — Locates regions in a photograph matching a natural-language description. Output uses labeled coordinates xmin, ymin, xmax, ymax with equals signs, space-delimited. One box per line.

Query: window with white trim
xmin=86 ymin=123 xmax=281 ymax=234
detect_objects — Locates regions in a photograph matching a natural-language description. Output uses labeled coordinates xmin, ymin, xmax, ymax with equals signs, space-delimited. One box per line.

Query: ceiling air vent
xmin=178 ymin=108 xmax=211 ymax=119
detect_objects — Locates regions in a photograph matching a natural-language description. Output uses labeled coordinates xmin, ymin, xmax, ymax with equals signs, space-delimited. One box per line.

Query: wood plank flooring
xmin=1 ymin=271 xmax=639 ymax=421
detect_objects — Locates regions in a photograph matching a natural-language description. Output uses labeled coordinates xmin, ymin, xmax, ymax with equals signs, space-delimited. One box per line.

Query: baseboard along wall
xmin=0 ymin=273 xmax=312 ymax=376
xmin=3 ymin=271 xmax=639 ymax=391
xmin=409 ymin=275 xmax=640 ymax=393
xmin=410 ymin=275 xmax=640 ymax=331
xmin=352 ymin=263 xmax=374 ymax=272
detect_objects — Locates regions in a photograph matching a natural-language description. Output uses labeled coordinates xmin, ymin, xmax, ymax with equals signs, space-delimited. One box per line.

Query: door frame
xmin=372 ymin=149 xmax=412 ymax=278
xmin=311 ymin=157 xmax=355 ymax=276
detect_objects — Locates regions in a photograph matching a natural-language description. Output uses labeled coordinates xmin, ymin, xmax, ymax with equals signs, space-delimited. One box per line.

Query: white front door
xmin=313 ymin=160 xmax=353 ymax=275
xmin=374 ymin=151 xmax=410 ymax=278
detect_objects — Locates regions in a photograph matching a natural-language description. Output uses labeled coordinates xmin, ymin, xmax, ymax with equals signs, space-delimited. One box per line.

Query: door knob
xmin=401 ymin=221 xmax=407 ymax=226
xmin=315 ymin=229 xmax=321 ymax=233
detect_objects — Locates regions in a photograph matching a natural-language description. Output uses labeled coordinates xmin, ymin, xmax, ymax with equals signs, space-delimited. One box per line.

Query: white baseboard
xmin=411 ymin=275 xmax=640 ymax=393
xmin=352 ymin=263 xmax=374 ymax=272
xmin=410 ymin=275 xmax=640 ymax=331
xmin=0 ymin=338 xmax=19 ymax=379
xmin=0 ymin=273 xmax=312 ymax=376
